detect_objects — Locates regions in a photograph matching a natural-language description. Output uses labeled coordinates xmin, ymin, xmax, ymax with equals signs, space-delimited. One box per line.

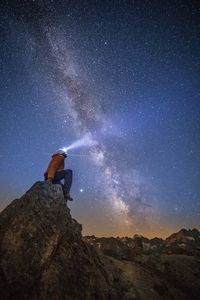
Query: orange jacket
xmin=45 ymin=154 xmax=65 ymax=179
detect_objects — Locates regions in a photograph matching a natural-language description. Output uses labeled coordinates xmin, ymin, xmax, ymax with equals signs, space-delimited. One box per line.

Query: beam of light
xmin=63 ymin=133 xmax=98 ymax=151
xmin=67 ymin=154 xmax=90 ymax=157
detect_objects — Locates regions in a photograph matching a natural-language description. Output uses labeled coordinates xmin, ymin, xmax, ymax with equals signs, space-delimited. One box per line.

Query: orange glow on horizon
xmin=82 ymin=226 xmax=199 ymax=240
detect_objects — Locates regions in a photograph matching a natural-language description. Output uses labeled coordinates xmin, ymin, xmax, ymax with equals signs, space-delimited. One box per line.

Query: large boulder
xmin=0 ymin=182 xmax=109 ymax=300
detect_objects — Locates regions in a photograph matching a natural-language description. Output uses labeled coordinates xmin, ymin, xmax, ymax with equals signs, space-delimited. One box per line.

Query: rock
xmin=0 ymin=182 xmax=109 ymax=300
xmin=165 ymin=228 xmax=200 ymax=255
xmin=83 ymin=236 xmax=136 ymax=260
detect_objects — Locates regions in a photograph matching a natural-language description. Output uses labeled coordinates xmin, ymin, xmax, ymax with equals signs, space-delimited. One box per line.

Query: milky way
xmin=8 ymin=0 xmax=155 ymax=232
xmin=42 ymin=18 xmax=155 ymax=231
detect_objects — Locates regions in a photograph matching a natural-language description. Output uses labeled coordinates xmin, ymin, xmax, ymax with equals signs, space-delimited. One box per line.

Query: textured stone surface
xmin=0 ymin=182 xmax=109 ymax=300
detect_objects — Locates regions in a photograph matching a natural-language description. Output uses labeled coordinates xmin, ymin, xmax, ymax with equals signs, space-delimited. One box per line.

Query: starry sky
xmin=0 ymin=0 xmax=200 ymax=238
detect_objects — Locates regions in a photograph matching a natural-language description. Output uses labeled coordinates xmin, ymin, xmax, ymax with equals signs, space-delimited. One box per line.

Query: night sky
xmin=0 ymin=0 xmax=200 ymax=238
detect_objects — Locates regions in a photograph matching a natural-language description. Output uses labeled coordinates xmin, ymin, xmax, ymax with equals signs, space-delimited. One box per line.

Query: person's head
xmin=53 ymin=149 xmax=67 ymax=158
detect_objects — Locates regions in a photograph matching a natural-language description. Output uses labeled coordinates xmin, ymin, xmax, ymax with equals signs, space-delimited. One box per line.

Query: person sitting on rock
xmin=44 ymin=149 xmax=73 ymax=201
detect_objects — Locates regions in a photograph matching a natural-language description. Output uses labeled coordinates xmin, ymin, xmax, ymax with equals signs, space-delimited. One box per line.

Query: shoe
xmin=63 ymin=191 xmax=73 ymax=201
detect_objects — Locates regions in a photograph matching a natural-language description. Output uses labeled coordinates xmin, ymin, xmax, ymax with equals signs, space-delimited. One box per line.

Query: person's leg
xmin=53 ymin=170 xmax=73 ymax=200
xmin=63 ymin=169 xmax=73 ymax=193
xmin=52 ymin=170 xmax=65 ymax=185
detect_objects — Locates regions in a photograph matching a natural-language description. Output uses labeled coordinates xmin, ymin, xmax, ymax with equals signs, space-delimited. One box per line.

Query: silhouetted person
xmin=44 ymin=149 xmax=73 ymax=201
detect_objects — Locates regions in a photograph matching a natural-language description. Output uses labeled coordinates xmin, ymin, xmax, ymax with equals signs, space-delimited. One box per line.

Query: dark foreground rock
xmin=0 ymin=182 xmax=200 ymax=300
xmin=0 ymin=182 xmax=109 ymax=300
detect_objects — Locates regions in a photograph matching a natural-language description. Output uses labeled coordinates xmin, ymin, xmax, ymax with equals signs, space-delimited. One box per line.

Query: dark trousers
xmin=53 ymin=169 xmax=73 ymax=193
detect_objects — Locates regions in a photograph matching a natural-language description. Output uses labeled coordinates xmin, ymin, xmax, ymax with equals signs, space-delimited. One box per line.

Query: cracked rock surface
xmin=0 ymin=182 xmax=109 ymax=300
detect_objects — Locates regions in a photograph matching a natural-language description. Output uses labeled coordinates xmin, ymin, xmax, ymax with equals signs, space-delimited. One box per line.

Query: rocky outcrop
xmin=165 ymin=228 xmax=200 ymax=254
xmin=0 ymin=182 xmax=110 ymax=300
xmin=84 ymin=236 xmax=137 ymax=260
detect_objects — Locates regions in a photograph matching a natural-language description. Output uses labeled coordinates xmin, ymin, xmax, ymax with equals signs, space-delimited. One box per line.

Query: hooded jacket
xmin=45 ymin=153 xmax=65 ymax=179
